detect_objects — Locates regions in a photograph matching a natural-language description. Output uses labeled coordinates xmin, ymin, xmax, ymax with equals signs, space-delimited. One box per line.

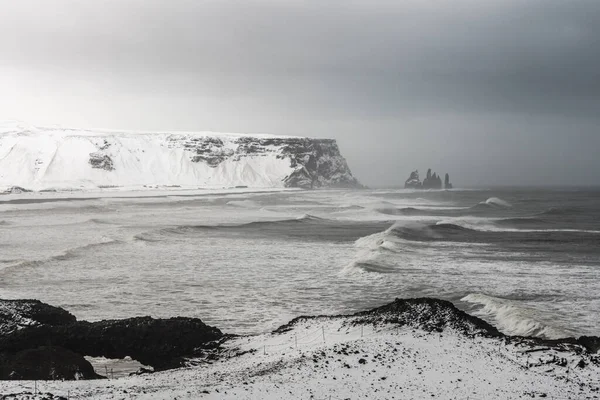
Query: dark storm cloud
xmin=1 ymin=0 xmax=599 ymax=186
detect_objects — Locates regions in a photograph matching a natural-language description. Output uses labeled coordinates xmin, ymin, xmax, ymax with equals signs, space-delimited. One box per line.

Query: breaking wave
xmin=87 ymin=218 xmax=119 ymax=225
xmin=470 ymin=197 xmax=512 ymax=211
xmin=484 ymin=197 xmax=512 ymax=208
xmin=0 ymin=239 xmax=122 ymax=273
xmin=226 ymin=200 xmax=261 ymax=208
xmin=374 ymin=207 xmax=430 ymax=216
xmin=153 ymin=214 xmax=331 ymax=236
xmin=494 ymin=217 xmax=549 ymax=227
xmin=537 ymin=207 xmax=583 ymax=217
xmin=461 ymin=293 xmax=571 ymax=339
xmin=387 ymin=221 xmax=480 ymax=241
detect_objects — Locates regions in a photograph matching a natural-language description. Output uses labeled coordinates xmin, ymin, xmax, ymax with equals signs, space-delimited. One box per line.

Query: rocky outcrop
xmin=273 ymin=297 xmax=600 ymax=356
xmin=279 ymin=139 xmax=361 ymax=189
xmin=274 ymin=297 xmax=500 ymax=337
xmin=444 ymin=173 xmax=453 ymax=189
xmin=0 ymin=299 xmax=223 ymax=380
xmin=0 ymin=346 xmax=101 ymax=380
xmin=404 ymin=170 xmax=422 ymax=189
xmin=175 ymin=136 xmax=360 ymax=189
xmin=0 ymin=299 xmax=76 ymax=335
xmin=3 ymin=297 xmax=597 ymax=381
xmin=88 ymin=153 xmax=115 ymax=171
xmin=422 ymin=169 xmax=442 ymax=189
xmin=405 ymin=169 xmax=453 ymax=189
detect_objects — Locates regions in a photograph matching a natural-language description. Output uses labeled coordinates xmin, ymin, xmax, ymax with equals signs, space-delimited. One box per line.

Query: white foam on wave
xmin=436 ymin=218 xmax=600 ymax=234
xmin=461 ymin=293 xmax=570 ymax=339
xmin=482 ymin=197 xmax=512 ymax=208
xmin=341 ymin=231 xmax=395 ymax=275
xmin=340 ymin=225 xmax=423 ymax=275
xmin=435 ymin=218 xmax=500 ymax=232
xmin=226 ymin=200 xmax=262 ymax=208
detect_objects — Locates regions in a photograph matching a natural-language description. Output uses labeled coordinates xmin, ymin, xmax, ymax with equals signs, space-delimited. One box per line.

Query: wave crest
xmin=461 ymin=293 xmax=570 ymax=339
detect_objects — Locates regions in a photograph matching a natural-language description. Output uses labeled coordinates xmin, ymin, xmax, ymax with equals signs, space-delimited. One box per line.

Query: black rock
xmin=0 ymin=299 xmax=223 ymax=379
xmin=88 ymin=153 xmax=115 ymax=171
xmin=578 ymin=336 xmax=600 ymax=354
xmin=0 ymin=317 xmax=223 ymax=371
xmin=0 ymin=299 xmax=76 ymax=335
xmin=0 ymin=346 xmax=102 ymax=380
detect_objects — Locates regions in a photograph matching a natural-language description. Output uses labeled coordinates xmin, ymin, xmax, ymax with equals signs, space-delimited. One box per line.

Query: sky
xmin=1 ymin=0 xmax=599 ymax=187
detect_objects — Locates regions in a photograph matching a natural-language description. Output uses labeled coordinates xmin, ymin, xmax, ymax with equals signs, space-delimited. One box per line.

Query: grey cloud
xmin=1 ymin=0 xmax=599 ymax=186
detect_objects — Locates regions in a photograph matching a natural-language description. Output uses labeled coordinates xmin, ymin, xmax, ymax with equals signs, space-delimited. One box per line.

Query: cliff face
xmin=0 ymin=122 xmax=361 ymax=191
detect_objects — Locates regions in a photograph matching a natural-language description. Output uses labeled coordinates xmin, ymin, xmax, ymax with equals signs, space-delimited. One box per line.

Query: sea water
xmin=0 ymin=188 xmax=598 ymax=339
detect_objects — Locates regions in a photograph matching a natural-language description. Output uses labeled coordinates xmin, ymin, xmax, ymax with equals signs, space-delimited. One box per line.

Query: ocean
xmin=0 ymin=188 xmax=599 ymax=339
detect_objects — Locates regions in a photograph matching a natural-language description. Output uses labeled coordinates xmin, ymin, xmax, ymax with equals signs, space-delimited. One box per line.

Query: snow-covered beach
xmin=1 ymin=298 xmax=599 ymax=400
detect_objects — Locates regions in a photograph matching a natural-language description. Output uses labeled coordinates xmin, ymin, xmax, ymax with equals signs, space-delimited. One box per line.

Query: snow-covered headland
xmin=1 ymin=298 xmax=598 ymax=399
xmin=0 ymin=121 xmax=360 ymax=192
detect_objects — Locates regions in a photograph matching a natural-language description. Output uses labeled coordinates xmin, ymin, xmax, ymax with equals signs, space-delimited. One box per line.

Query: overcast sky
xmin=1 ymin=0 xmax=599 ymax=187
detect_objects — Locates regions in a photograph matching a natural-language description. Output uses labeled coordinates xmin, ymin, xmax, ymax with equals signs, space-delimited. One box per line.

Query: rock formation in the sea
xmin=405 ymin=169 xmax=453 ymax=189
xmin=0 ymin=121 xmax=361 ymax=191
xmin=422 ymin=169 xmax=442 ymax=189
xmin=444 ymin=173 xmax=453 ymax=189
xmin=404 ymin=170 xmax=422 ymax=189
xmin=0 ymin=299 xmax=223 ymax=380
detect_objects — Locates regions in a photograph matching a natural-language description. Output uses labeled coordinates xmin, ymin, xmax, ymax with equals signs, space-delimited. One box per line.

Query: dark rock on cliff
xmin=88 ymin=152 xmax=115 ymax=171
xmin=175 ymin=135 xmax=361 ymax=189
xmin=280 ymin=139 xmax=361 ymax=189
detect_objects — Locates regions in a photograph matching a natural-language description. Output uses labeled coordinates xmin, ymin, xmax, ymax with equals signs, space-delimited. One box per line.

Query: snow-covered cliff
xmin=0 ymin=122 xmax=360 ymax=191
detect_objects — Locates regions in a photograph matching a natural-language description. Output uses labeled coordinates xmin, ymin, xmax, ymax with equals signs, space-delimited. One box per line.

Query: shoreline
xmin=1 ymin=297 xmax=598 ymax=399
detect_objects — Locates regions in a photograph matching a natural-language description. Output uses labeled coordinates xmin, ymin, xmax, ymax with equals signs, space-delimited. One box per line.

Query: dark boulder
xmin=0 ymin=299 xmax=76 ymax=335
xmin=0 ymin=316 xmax=223 ymax=371
xmin=578 ymin=336 xmax=600 ymax=354
xmin=0 ymin=346 xmax=101 ymax=380
xmin=1 ymin=299 xmax=223 ymax=379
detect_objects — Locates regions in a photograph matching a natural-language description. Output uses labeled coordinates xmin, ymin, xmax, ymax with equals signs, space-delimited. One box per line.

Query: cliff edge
xmin=0 ymin=122 xmax=361 ymax=191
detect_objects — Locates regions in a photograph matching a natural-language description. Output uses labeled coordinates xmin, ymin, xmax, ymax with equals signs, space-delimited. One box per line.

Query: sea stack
xmin=422 ymin=169 xmax=442 ymax=189
xmin=445 ymin=173 xmax=453 ymax=189
xmin=405 ymin=169 xmax=453 ymax=189
xmin=404 ymin=170 xmax=422 ymax=189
